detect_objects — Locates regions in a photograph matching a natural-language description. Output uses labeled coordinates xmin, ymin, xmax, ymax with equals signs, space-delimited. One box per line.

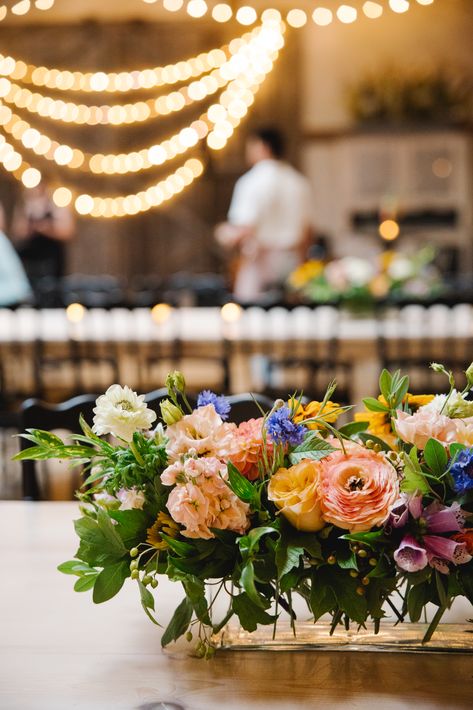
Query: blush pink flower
xmin=229 ymin=418 xmax=272 ymax=481
xmin=165 ymin=404 xmax=238 ymax=461
xmin=395 ymin=408 xmax=457 ymax=450
xmin=319 ymin=444 xmax=399 ymax=532
xmin=162 ymin=456 xmax=249 ymax=539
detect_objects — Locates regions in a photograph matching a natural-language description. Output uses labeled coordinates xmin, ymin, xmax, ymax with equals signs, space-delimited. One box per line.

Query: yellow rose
xmin=267 ymin=460 xmax=325 ymax=532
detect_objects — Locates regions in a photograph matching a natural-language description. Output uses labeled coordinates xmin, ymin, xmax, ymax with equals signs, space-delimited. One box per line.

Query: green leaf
xmin=391 ymin=376 xmax=409 ymax=409
xmin=336 ymin=549 xmax=358 ymax=571
xmin=407 ymin=583 xmax=426 ymax=622
xmin=400 ymin=449 xmax=431 ymax=495
xmin=458 ymin=568 xmax=473 ymax=604
xmin=92 ymin=560 xmax=129 ymax=603
xmin=138 ymin=580 xmax=155 ymax=611
xmin=275 ymin=542 xmax=304 ymax=579
xmin=314 ymin=566 xmax=367 ymax=624
xmin=108 ymin=509 xmax=152 ymax=549
xmin=362 ymin=397 xmax=389 ymax=413
xmin=96 ymin=509 xmax=128 ymax=558
xmin=74 ymin=574 xmax=98 ymax=592
xmin=240 ymin=561 xmax=267 ymax=608
xmin=227 ymin=462 xmax=260 ymax=507
xmin=337 ymin=421 xmax=369 ymax=438
xmin=310 ymin=570 xmax=336 ymax=620
xmin=23 ymin=429 xmax=65 ymax=447
xmin=231 ymin=593 xmax=276 ymax=632
xmin=341 ymin=530 xmax=386 ymax=550
xmin=424 ymin=438 xmax=448 ymax=478
xmin=160 ymin=533 xmax=196 ymax=557
xmin=289 ymin=434 xmax=337 ymax=465
xmin=435 ymin=570 xmax=448 ymax=608
xmin=74 ymin=515 xmax=127 ymax=566
xmin=181 ymin=576 xmax=211 ymax=625
xmin=57 ymin=559 xmax=96 ymax=576
xmin=239 ymin=526 xmax=279 ymax=556
xmin=379 ymin=370 xmax=392 ymax=402
xmin=13 ymin=444 xmax=95 ymax=461
xmin=161 ymin=597 xmax=193 ymax=647
xmin=449 ymin=443 xmax=467 ymax=461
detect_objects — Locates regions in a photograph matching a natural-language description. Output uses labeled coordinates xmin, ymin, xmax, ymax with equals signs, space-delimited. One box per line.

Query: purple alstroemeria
xmin=392 ymin=496 xmax=471 ymax=574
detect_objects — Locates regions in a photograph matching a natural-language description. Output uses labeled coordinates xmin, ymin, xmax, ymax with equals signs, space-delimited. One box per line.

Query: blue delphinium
xmin=197 ymin=390 xmax=231 ymax=420
xmin=266 ymin=406 xmax=305 ymax=447
xmin=449 ymin=447 xmax=473 ymax=494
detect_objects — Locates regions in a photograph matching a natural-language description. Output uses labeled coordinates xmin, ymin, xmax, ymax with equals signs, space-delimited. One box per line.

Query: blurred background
xmin=1 ymin=0 xmax=473 ymax=499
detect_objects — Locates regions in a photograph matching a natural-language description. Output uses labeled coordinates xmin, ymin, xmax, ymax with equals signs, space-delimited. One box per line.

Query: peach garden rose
xmin=319 ymin=444 xmax=399 ymax=532
xmin=268 ymin=459 xmax=325 ymax=532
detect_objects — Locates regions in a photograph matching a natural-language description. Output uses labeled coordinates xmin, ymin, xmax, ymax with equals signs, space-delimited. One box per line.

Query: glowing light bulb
xmin=389 ymin=0 xmax=410 ymax=12
xmin=53 ymin=186 xmax=72 ymax=207
xmin=35 ymin=0 xmax=55 ymax=9
xmin=163 ymin=0 xmax=184 ymax=9
xmin=12 ymin=1 xmax=31 ymax=16
xmin=21 ymin=167 xmax=41 ymax=188
xmin=379 ymin=219 xmax=400 ymax=241
xmin=75 ymin=194 xmax=94 ymax=215
xmin=236 ymin=5 xmax=257 ymax=25
xmin=287 ymin=9 xmax=307 ymax=27
xmin=187 ymin=0 xmax=207 ymax=17
xmin=151 ymin=303 xmax=173 ymax=324
xmin=212 ymin=3 xmax=232 ymax=22
xmin=221 ymin=302 xmax=242 ymax=323
xmin=362 ymin=1 xmax=383 ymax=18
xmin=66 ymin=303 xmax=85 ymax=323
xmin=178 ymin=127 xmax=199 ymax=148
xmin=312 ymin=7 xmax=333 ymax=25
xmin=337 ymin=4 xmax=357 ymax=23
xmin=54 ymin=144 xmax=73 ymax=165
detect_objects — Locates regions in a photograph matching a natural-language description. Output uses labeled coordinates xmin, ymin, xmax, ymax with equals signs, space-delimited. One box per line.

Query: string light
xmin=0 ymin=0 xmax=55 ymax=22
xmin=0 ymin=24 xmax=283 ymax=177
xmin=0 ymin=41 xmax=234 ymax=93
xmin=362 ymin=1 xmax=383 ymax=18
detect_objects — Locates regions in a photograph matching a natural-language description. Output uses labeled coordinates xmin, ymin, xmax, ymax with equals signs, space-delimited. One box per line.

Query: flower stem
xmin=422 ymin=604 xmax=447 ymax=644
xmin=130 ymin=441 xmax=145 ymax=467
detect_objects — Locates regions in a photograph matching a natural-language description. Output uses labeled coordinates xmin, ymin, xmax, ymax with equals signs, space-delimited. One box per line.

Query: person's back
xmin=232 ymin=158 xmax=311 ymax=251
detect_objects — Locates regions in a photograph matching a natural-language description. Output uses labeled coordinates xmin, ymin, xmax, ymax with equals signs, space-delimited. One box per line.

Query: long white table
xmin=1 ymin=501 xmax=472 ymax=710
xmin=1 ymin=305 xmax=473 ymax=404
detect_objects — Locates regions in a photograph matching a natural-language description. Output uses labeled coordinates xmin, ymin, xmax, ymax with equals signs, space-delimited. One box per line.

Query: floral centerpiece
xmin=288 ymin=248 xmax=442 ymax=309
xmin=16 ymin=365 xmax=473 ymax=657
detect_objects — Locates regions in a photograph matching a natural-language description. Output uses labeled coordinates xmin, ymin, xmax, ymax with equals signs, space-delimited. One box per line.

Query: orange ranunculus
xmin=319 ymin=444 xmax=399 ymax=532
xmin=268 ymin=459 xmax=325 ymax=532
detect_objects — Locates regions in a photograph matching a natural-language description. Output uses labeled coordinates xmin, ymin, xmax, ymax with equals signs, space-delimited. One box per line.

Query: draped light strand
xmin=139 ymin=1 xmax=434 ymax=29
xmin=0 ymin=42 xmax=234 ymax=94
xmin=0 ymin=0 xmax=55 ymax=24
xmin=0 ymin=23 xmax=283 ymax=176
xmin=0 ymin=26 xmax=264 ymax=127
xmin=0 ymin=21 xmax=285 ymax=218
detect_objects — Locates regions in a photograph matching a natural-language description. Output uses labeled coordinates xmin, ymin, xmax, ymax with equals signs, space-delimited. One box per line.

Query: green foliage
xmin=400 ymin=448 xmax=431 ymax=495
xmin=161 ymin=597 xmax=193 ymax=647
xmin=231 ymin=593 xmax=276 ymax=632
xmin=93 ymin=561 xmax=129 ymax=603
xmin=424 ymin=438 xmax=448 ymax=478
xmin=289 ymin=434 xmax=337 ymax=465
xmin=227 ymin=462 xmax=261 ymax=509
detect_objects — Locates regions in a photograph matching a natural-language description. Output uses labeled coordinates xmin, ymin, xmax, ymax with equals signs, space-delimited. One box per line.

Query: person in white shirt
xmin=215 ymin=128 xmax=313 ymax=302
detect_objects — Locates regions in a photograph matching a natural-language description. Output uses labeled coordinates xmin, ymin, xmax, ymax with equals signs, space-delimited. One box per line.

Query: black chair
xmin=19 ymin=394 xmax=98 ymax=501
xmin=227 ymin=393 xmax=274 ymax=424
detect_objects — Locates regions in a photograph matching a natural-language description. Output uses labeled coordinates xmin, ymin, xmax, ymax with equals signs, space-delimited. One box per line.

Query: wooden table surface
xmin=1 ymin=501 xmax=472 ymax=710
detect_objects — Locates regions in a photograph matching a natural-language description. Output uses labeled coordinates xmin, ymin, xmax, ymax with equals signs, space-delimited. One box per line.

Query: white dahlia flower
xmin=92 ymin=384 xmax=156 ymax=442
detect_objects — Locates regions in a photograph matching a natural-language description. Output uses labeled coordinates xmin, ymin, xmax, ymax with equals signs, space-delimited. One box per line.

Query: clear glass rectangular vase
xmin=215 ymin=621 xmax=473 ymax=654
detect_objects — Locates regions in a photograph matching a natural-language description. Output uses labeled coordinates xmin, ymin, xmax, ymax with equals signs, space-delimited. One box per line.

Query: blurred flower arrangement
xmin=348 ymin=67 xmax=472 ymax=126
xmin=16 ymin=365 xmax=473 ymax=656
xmin=288 ymin=247 xmax=442 ymax=308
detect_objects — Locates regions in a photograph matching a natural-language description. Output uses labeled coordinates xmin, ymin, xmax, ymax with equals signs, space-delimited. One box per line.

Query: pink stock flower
xmin=162 ymin=456 xmax=249 ymax=540
xmin=165 ymin=404 xmax=238 ymax=461
xmin=229 ymin=417 xmax=272 ymax=481
xmin=395 ymin=408 xmax=457 ymax=450
xmin=319 ymin=443 xmax=399 ymax=532
xmin=392 ymin=496 xmax=472 ymax=574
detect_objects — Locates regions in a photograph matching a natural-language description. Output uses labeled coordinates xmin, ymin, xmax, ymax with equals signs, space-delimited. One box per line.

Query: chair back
xmin=19 ymin=394 xmax=98 ymax=500
xmin=227 ymin=393 xmax=273 ymax=424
